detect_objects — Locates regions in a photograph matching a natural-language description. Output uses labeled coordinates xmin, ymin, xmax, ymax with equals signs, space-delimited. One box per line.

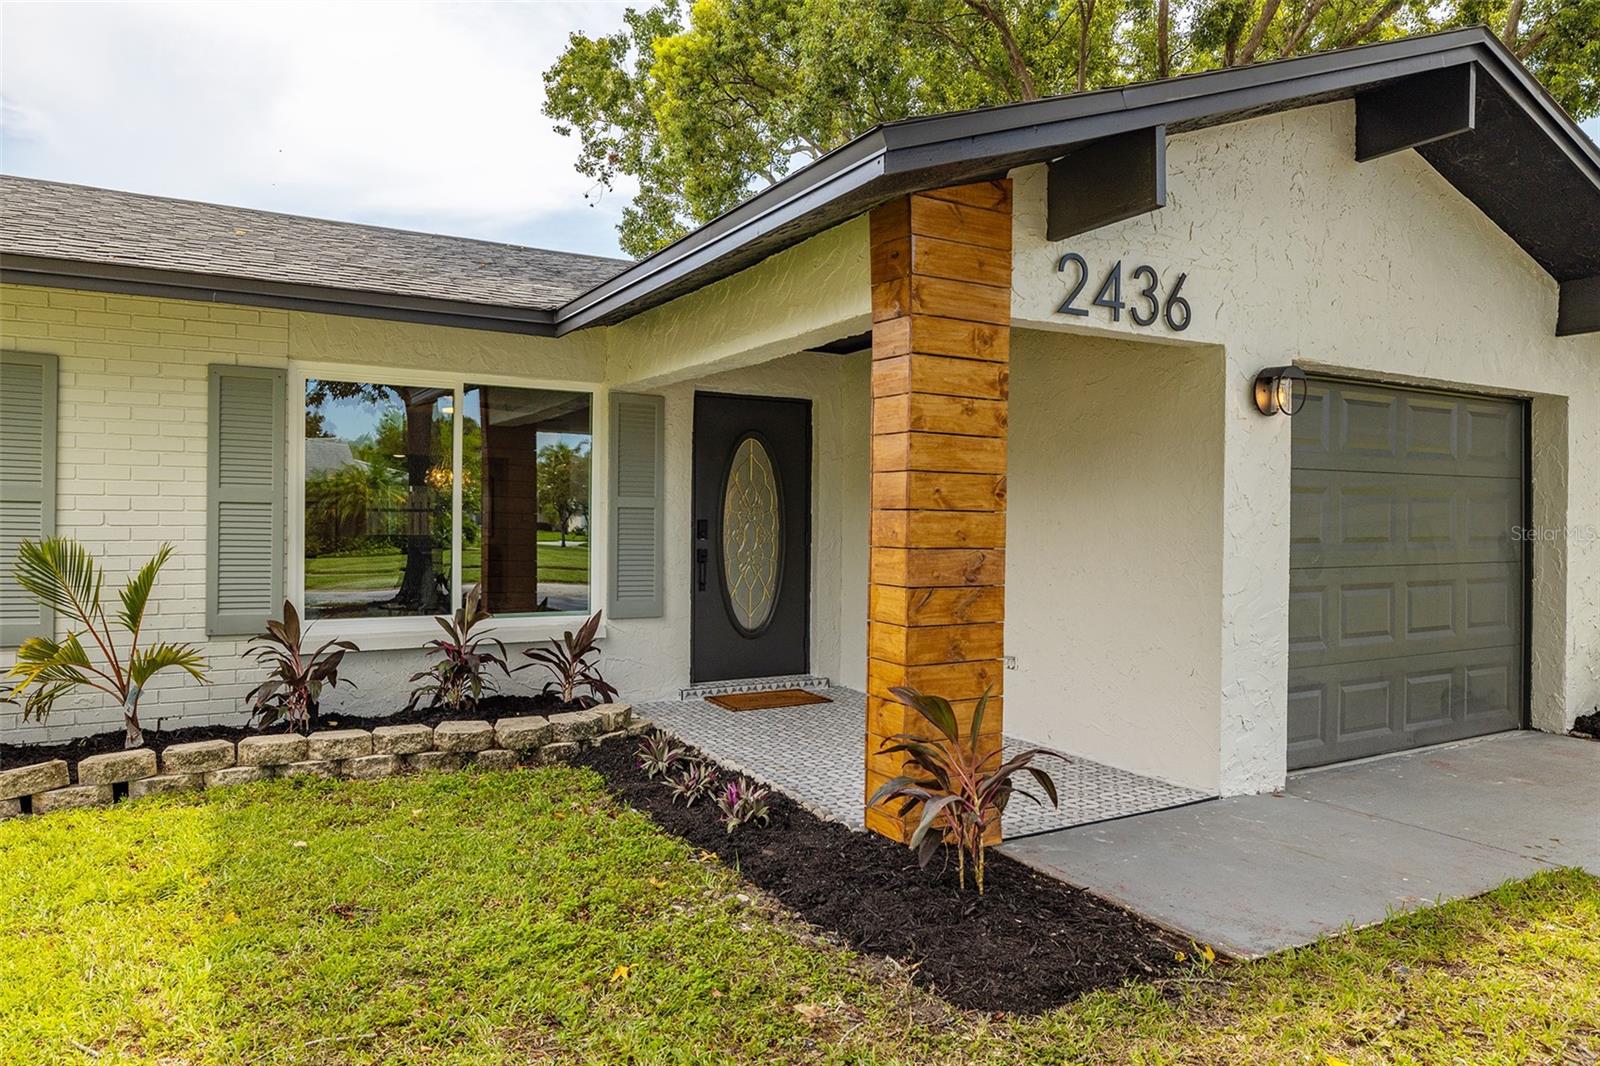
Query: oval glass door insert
xmin=721 ymin=435 xmax=782 ymax=633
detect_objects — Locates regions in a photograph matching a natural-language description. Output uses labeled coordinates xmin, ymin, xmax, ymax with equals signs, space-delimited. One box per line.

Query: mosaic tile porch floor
xmin=637 ymin=687 xmax=1212 ymax=836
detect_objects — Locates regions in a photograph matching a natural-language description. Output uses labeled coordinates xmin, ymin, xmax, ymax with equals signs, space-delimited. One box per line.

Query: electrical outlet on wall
xmin=1004 ymin=655 xmax=1018 ymax=671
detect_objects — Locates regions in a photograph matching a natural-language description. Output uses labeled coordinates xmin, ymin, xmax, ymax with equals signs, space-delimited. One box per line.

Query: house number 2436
xmin=1056 ymin=254 xmax=1191 ymax=331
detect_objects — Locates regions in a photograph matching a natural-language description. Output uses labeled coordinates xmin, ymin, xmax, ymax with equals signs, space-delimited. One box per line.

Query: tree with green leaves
xmin=545 ymin=0 xmax=1598 ymax=257
xmin=3 ymin=538 xmax=208 ymax=749
xmin=306 ymin=380 xmax=450 ymax=612
xmin=537 ymin=441 xmax=590 ymax=547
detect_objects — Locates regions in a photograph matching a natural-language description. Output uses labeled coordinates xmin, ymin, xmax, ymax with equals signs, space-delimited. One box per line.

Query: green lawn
xmin=3 ymin=768 xmax=1595 ymax=1065
xmin=306 ymin=535 xmax=589 ymax=591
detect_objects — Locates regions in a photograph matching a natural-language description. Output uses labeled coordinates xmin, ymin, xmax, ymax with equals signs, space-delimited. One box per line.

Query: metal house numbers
xmin=1056 ymin=253 xmax=1192 ymax=331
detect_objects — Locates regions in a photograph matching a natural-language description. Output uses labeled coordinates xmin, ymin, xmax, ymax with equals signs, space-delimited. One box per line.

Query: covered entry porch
xmin=608 ymin=175 xmax=1233 ymax=841
xmin=637 ymin=686 xmax=1212 ymax=836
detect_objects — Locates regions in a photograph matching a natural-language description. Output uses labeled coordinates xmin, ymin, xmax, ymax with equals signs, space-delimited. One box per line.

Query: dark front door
xmin=692 ymin=393 xmax=811 ymax=683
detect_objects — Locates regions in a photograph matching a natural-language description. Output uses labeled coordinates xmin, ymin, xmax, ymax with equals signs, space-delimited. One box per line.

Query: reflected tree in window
xmin=537 ymin=441 xmax=589 ymax=548
xmin=464 ymin=385 xmax=591 ymax=615
xmin=304 ymin=380 xmax=452 ymax=619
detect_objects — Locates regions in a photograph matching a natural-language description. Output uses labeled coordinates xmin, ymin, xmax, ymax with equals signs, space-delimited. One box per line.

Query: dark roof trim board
xmin=556 ymin=27 xmax=1598 ymax=332
xmin=1 ymin=255 xmax=560 ymax=336
xmin=2 ymin=29 xmax=1594 ymax=338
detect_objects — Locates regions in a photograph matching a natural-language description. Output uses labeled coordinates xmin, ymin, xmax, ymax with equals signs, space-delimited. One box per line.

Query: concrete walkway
xmin=638 ymin=687 xmax=1211 ymax=835
xmin=999 ymin=731 xmax=1599 ymax=957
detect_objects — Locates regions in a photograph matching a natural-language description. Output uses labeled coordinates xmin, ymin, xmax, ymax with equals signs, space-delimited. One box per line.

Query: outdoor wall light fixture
xmin=1253 ymin=365 xmax=1307 ymax=416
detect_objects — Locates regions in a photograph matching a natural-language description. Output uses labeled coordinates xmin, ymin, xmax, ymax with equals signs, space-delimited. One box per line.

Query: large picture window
xmin=303 ymin=377 xmax=591 ymax=622
xmin=461 ymin=384 xmax=591 ymax=615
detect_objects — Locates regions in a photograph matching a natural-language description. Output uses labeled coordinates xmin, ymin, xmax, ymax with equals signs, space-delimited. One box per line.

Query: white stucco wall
xmin=603 ymin=217 xmax=871 ymax=390
xmin=1009 ymin=100 xmax=1600 ymax=793
xmin=1005 ymin=328 xmax=1225 ymax=792
xmin=569 ymin=349 xmax=871 ymax=705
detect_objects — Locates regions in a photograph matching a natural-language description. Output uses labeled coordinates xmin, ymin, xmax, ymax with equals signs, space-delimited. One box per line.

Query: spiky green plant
xmin=3 ymin=538 xmax=208 ymax=748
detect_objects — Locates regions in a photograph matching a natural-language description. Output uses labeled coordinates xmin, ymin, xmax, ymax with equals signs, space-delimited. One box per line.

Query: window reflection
xmin=304 ymin=380 xmax=452 ymax=619
xmin=462 ymin=385 xmax=591 ymax=615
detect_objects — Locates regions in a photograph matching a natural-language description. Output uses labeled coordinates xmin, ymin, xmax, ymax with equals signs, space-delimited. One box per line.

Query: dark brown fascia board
xmin=0 ymin=254 xmax=561 ymax=337
xmin=1355 ymin=63 xmax=1476 ymax=161
xmin=550 ymin=27 xmax=1599 ymax=334
xmin=1557 ymin=276 xmax=1600 ymax=336
xmin=551 ymin=134 xmax=892 ymax=333
xmin=1047 ymin=125 xmax=1167 ymax=240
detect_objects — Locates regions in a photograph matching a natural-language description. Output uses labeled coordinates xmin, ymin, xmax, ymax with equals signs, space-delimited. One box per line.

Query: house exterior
xmin=2 ymin=29 xmax=1596 ymax=842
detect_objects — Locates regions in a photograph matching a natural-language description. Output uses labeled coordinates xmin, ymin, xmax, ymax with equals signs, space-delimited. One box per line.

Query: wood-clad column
xmin=865 ymin=179 xmax=1011 ymax=843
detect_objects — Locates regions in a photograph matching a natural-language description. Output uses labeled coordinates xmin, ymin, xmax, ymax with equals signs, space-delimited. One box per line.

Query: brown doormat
xmin=706 ymin=688 xmax=832 ymax=712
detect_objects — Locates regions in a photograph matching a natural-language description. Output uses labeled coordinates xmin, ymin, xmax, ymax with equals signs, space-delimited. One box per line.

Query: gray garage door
xmin=1288 ymin=378 xmax=1526 ymax=769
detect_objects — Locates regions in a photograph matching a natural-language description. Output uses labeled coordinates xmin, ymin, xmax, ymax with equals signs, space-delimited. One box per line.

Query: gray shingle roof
xmin=0 ymin=175 xmax=630 ymax=313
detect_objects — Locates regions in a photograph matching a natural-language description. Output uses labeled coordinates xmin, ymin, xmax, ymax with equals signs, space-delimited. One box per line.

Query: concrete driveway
xmin=999 ymin=731 xmax=1598 ymax=957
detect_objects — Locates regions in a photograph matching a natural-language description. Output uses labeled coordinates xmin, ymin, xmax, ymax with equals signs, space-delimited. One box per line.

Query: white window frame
xmin=287 ymin=361 xmax=609 ymax=650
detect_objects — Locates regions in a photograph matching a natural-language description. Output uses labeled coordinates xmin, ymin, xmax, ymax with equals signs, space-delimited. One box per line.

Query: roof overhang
xmin=1 ymin=254 xmax=561 ymax=336
xmin=554 ymin=27 xmax=1599 ymax=335
xmin=3 ymin=30 xmax=1592 ymax=338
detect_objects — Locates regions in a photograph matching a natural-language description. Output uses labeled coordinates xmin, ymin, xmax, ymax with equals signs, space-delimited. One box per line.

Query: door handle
xmin=696 ymin=548 xmax=708 ymax=592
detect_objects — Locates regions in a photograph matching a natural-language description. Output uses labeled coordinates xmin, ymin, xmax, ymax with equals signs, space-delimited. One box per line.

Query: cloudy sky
xmin=1 ymin=2 xmax=635 ymax=258
xmin=3 ymin=2 xmax=1597 ymax=262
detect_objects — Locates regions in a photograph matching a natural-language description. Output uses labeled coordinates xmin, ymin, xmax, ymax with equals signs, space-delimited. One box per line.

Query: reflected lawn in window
xmin=304 ymin=379 xmax=452 ymax=620
xmin=305 ymin=535 xmax=591 ymax=614
xmin=463 ymin=384 xmax=592 ymax=616
xmin=303 ymin=380 xmax=593 ymax=619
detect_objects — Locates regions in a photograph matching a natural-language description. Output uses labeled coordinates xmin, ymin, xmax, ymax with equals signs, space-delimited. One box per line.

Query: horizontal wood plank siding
xmin=865 ymin=179 xmax=1011 ymax=842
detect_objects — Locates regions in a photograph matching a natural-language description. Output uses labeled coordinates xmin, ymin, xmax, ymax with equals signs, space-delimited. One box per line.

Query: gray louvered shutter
xmin=609 ymin=392 xmax=665 ymax=619
xmin=0 ymin=351 xmax=58 ymax=646
xmin=208 ymin=365 xmax=286 ymax=636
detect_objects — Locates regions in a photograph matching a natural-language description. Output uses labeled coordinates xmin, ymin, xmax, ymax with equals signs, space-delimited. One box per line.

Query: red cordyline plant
xmin=868 ymin=686 xmax=1065 ymax=895
xmin=408 ymin=584 xmax=509 ymax=713
xmin=519 ymin=609 xmax=617 ymax=708
xmin=246 ymin=599 xmax=358 ymax=733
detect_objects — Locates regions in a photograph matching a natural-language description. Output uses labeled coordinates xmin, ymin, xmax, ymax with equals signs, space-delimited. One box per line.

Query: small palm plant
xmin=868 ymin=687 xmax=1065 ymax=894
xmin=3 ymin=538 xmax=208 ymax=748
xmin=519 ymin=609 xmax=617 ymax=708
xmin=407 ymin=584 xmax=509 ymax=712
xmin=245 ymin=599 xmax=359 ymax=732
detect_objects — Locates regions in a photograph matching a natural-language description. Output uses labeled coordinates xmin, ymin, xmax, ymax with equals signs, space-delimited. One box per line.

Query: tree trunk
xmin=1157 ymin=0 xmax=1170 ymax=78
xmin=1235 ymin=0 xmax=1282 ymax=65
xmin=966 ymin=0 xmax=1039 ymax=100
xmin=1336 ymin=0 xmax=1403 ymax=48
xmin=1076 ymin=0 xmax=1096 ymax=92
xmin=1502 ymin=0 xmax=1525 ymax=49
xmin=395 ymin=394 xmax=437 ymax=610
xmin=123 ymin=690 xmax=144 ymax=749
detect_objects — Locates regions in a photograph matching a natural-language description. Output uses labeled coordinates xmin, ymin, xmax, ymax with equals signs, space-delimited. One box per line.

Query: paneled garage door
xmin=1288 ymin=378 xmax=1526 ymax=769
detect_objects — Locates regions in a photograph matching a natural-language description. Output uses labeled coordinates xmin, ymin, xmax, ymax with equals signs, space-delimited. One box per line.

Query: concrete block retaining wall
xmin=0 ymin=705 xmax=646 ymax=821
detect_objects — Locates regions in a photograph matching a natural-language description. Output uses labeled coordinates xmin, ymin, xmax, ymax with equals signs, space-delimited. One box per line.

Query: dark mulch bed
xmin=572 ymin=740 xmax=1192 ymax=1015
xmin=1 ymin=693 xmax=590 ymax=773
xmin=1573 ymin=709 xmax=1600 ymax=740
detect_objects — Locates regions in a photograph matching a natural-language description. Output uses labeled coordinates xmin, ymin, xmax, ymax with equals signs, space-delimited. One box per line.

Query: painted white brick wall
xmin=1 ymin=287 xmax=287 ymax=743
